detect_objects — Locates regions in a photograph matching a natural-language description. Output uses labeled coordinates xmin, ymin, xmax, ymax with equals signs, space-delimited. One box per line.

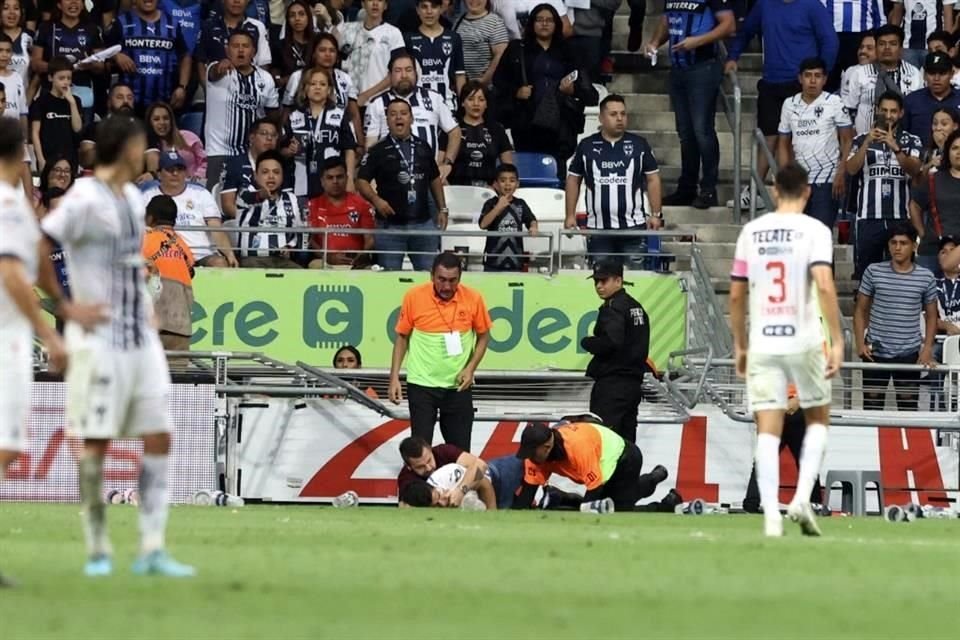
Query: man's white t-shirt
xmin=0 ymin=182 xmax=38 ymax=333
xmin=0 ymin=71 xmax=27 ymax=120
xmin=778 ymin=92 xmax=852 ymax=184
xmin=841 ymin=61 xmax=925 ymax=135
xmin=335 ymin=21 xmax=405 ymax=95
xmin=731 ymin=212 xmax=833 ymax=355
xmin=428 ymin=463 xmax=467 ymax=491
xmin=142 ymin=182 xmax=220 ymax=260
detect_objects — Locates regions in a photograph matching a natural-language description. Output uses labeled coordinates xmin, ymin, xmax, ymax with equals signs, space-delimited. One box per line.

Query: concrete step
xmin=673 ymin=223 xmax=743 ymax=243
xmin=628 ymin=110 xmax=756 ymax=133
xmin=631 ymin=130 xmax=752 ymax=166
xmin=610 ymin=48 xmax=764 ymax=73
xmin=609 ymin=70 xmax=762 ymax=95
xmin=622 ymin=92 xmax=758 ymax=116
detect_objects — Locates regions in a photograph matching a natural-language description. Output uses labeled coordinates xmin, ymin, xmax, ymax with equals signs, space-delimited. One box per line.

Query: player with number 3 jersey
xmin=729 ymin=163 xmax=844 ymax=539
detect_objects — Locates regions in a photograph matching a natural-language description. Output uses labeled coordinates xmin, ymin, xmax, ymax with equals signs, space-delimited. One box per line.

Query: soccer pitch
xmin=1 ymin=505 xmax=958 ymax=639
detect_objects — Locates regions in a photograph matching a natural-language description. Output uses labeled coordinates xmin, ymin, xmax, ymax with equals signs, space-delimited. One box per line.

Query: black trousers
xmin=743 ymin=411 xmax=823 ymax=512
xmin=584 ymin=443 xmax=661 ymax=511
xmin=589 ymin=376 xmax=644 ymax=443
xmin=406 ymin=383 xmax=474 ymax=451
xmin=862 ymin=352 xmax=922 ymax=411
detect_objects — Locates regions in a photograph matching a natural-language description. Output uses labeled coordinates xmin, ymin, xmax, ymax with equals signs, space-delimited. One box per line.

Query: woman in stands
xmin=455 ymin=0 xmax=510 ymax=87
xmin=450 ymin=81 xmax=513 ymax=187
xmin=287 ymin=67 xmax=358 ymax=199
xmin=2 ymin=0 xmax=32 ymax=99
xmin=33 ymin=153 xmax=73 ymax=207
xmin=493 ymin=3 xmax=596 ymax=180
xmin=918 ymin=108 xmax=960 ymax=178
xmin=910 ymin=129 xmax=960 ymax=273
xmin=272 ymin=0 xmax=317 ymax=94
xmin=144 ymin=102 xmax=207 ymax=184
xmin=282 ymin=32 xmax=362 ymax=150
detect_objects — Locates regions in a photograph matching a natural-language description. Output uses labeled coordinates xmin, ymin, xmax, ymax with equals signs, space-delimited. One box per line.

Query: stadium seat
xmin=441 ymin=222 xmax=486 ymax=268
xmin=178 ymin=111 xmax=204 ymax=139
xmin=444 ymin=185 xmax=495 ymax=224
xmin=822 ymin=470 xmax=885 ymax=516
xmin=220 ymin=217 xmax=239 ymax=249
xmin=514 ymin=187 xmax=565 ymax=222
xmin=514 ymin=152 xmax=560 ymax=188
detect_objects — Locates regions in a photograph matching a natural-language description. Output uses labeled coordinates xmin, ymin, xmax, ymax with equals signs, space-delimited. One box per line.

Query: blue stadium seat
xmin=178 ymin=112 xmax=204 ymax=140
xmin=514 ymin=152 xmax=560 ymax=188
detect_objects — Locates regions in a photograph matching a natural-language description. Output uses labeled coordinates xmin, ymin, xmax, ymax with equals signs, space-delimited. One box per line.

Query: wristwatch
xmin=650 ymin=211 xmax=663 ymax=219
xmin=439 ymin=207 xmax=450 ymax=213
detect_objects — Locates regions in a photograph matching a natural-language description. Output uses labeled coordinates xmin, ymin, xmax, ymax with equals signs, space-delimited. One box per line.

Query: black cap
xmin=588 ymin=259 xmax=623 ymax=280
xmin=925 ymin=52 xmax=953 ymax=74
xmin=516 ymin=423 xmax=553 ymax=459
xmin=940 ymin=235 xmax=959 ymax=251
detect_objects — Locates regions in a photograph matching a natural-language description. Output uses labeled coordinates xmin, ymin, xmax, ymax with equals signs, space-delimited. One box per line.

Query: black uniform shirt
xmin=581 ymin=288 xmax=650 ymax=379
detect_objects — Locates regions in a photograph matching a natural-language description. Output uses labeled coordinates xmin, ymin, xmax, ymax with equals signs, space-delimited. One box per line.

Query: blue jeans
xmin=374 ymin=219 xmax=439 ymax=271
xmin=587 ymin=228 xmax=648 ymax=270
xmin=668 ymin=60 xmax=722 ymax=193
xmin=487 ymin=456 xmax=524 ymax=509
xmin=805 ymin=182 xmax=839 ymax=229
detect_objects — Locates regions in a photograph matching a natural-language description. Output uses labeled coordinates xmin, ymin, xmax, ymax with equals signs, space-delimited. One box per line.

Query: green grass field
xmin=1 ymin=504 xmax=958 ymax=639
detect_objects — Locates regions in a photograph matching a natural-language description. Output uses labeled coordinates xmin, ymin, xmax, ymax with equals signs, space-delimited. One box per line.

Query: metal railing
xmin=748 ymin=127 xmax=777 ymax=218
xmin=685 ymin=244 xmax=734 ymax=358
xmin=717 ymin=41 xmax=742 ymax=223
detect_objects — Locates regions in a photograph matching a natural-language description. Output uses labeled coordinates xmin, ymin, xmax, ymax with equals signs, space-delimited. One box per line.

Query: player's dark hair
xmin=388 ymin=50 xmax=415 ymax=73
xmin=495 ymin=163 xmax=519 ymax=180
xmin=432 ymin=251 xmax=463 ymax=274
xmin=877 ymin=90 xmax=904 ymax=110
xmin=874 ymin=24 xmax=905 ymax=45
xmin=321 ymin=156 xmax=347 ymax=174
xmin=41 ymin=187 xmax=66 ymax=209
xmin=47 ymin=56 xmax=73 ymax=77
xmin=0 ymin=115 xmax=24 ymax=163
xmin=332 ymin=344 xmax=362 ymax=367
xmin=927 ymin=29 xmax=954 ymax=49
xmin=255 ymin=149 xmax=285 ymax=170
xmin=146 ymin=194 xmax=178 ymax=226
xmin=798 ymin=57 xmax=827 ymax=74
xmin=95 ymin=115 xmax=145 ymax=166
xmin=888 ymin=223 xmax=918 ymax=244
xmin=599 ymin=94 xmax=626 ymax=112
xmin=399 ymin=436 xmax=430 ymax=464
xmin=228 ymin=29 xmax=257 ymax=50
xmin=400 ymin=480 xmax=434 ymax=507
xmin=773 ymin=163 xmax=809 ymax=200
xmin=0 ymin=33 xmax=12 ymax=46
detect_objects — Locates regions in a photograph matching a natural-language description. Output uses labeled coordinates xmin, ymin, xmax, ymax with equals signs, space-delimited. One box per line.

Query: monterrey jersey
xmin=35 ymin=20 xmax=103 ymax=88
xmin=568 ymin=132 xmax=660 ymax=230
xmin=160 ymin=0 xmax=203 ymax=54
xmin=848 ymin=131 xmax=922 ymax=220
xmin=41 ymin=178 xmax=151 ymax=350
xmin=0 ymin=72 xmax=27 ymax=119
xmin=899 ymin=0 xmax=954 ymax=50
xmin=288 ymin=106 xmax=358 ymax=197
xmin=427 ymin=463 xmax=466 ymax=491
xmin=204 ymin=66 xmax=279 ymax=156
xmin=731 ymin=212 xmax=834 ymax=355
xmin=778 ymin=92 xmax=852 ymax=184
xmin=0 ymin=183 xmax=39 ymax=332
xmin=842 ymin=62 xmax=925 ymax=135
xmin=664 ymin=0 xmax=733 ymax=68
xmin=197 ymin=16 xmax=272 ymax=67
xmin=106 ymin=11 xmax=188 ymax=108
xmin=235 ymin=189 xmax=303 ymax=257
xmin=9 ymin=30 xmax=32 ymax=88
xmin=823 ymin=0 xmax=885 ymax=32
xmin=141 ymin=183 xmax=221 ymax=260
xmin=404 ymin=30 xmax=466 ymax=111
xmin=364 ymin=87 xmax=458 ymax=155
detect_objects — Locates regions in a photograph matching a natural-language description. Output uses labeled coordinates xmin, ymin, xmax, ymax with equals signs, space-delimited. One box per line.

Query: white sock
xmin=755 ymin=433 xmax=781 ymax=525
xmin=138 ymin=454 xmax=170 ymax=554
xmin=79 ymin=453 xmax=111 ymax=557
xmin=794 ymin=423 xmax=828 ymax=506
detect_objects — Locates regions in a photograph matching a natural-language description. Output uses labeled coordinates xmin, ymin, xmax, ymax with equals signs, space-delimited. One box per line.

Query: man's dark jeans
xmin=668 ymin=60 xmax=723 ymax=194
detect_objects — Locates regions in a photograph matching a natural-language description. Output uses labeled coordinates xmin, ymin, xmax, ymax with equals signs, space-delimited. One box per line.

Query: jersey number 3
xmin=766 ymin=261 xmax=786 ymax=303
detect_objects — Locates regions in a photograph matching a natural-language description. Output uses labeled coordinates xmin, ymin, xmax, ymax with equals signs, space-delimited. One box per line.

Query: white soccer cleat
xmin=787 ymin=501 xmax=822 ymax=537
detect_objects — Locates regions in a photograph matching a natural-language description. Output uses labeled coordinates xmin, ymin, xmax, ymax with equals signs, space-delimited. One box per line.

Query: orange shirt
xmin=396 ymin=282 xmax=493 ymax=335
xmin=143 ymin=227 xmax=195 ymax=287
xmin=522 ymin=423 xmax=625 ymax=491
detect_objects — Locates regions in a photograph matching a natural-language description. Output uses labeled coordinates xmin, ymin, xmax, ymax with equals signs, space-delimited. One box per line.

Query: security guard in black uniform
xmin=581 ymin=260 xmax=650 ymax=443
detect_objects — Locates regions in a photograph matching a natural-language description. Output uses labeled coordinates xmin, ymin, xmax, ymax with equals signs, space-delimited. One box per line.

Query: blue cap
xmin=159 ymin=150 xmax=186 ymax=171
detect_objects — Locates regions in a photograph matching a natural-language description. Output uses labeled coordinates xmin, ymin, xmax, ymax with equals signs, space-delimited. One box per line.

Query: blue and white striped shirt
xmin=820 ymin=0 xmax=886 ymax=32
xmin=860 ymin=262 xmax=937 ymax=357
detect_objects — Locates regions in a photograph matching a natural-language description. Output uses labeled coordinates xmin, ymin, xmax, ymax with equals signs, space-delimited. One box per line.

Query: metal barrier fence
xmin=718 ymin=41 xmax=743 ymax=223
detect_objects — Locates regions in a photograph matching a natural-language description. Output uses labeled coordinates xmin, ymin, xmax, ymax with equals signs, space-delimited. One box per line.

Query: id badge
xmin=443 ymin=331 xmax=463 ymax=356
xmin=407 ymin=189 xmax=417 ymax=204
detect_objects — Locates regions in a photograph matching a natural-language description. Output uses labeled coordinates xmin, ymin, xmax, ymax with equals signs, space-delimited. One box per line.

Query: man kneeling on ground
xmin=397 ymin=436 xmax=488 ymax=508
xmin=400 ymin=455 xmax=526 ymax=510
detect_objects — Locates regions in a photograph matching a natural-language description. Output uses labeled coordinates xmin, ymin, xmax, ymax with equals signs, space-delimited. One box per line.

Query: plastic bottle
xmin=579 ymin=497 xmax=615 ymax=514
xmin=920 ymin=505 xmax=955 ymax=519
xmin=884 ymin=505 xmax=907 ymax=522
xmin=332 ymin=490 xmax=359 ymax=508
xmin=192 ymin=490 xmax=214 ymax=506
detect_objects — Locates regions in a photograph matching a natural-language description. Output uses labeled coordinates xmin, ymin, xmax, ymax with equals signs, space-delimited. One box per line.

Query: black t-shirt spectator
xmin=30 ymin=90 xmax=77 ymax=168
xmin=479 ymin=195 xmax=536 ymax=271
xmin=396 ymin=443 xmax=463 ymax=494
xmin=450 ymin=120 xmax=513 ymax=186
xmin=357 ymin=134 xmax=439 ymax=225
xmin=911 ymin=171 xmax=960 ymax=258
xmin=34 ymin=20 xmax=104 ymax=89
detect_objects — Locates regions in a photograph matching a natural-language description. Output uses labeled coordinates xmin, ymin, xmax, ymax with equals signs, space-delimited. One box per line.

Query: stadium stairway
xmin=606 ymin=0 xmax=857 ymax=317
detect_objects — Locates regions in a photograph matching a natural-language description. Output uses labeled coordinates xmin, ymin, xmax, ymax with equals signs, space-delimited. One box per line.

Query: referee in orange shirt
xmin=388 ymin=252 xmax=492 ymax=450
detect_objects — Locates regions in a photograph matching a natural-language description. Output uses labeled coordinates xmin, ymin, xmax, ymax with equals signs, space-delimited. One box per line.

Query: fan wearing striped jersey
xmin=0 ymin=118 xmax=103 ymax=587
xmin=729 ymin=164 xmax=845 ymax=538
xmin=40 ymin=116 xmax=196 ymax=578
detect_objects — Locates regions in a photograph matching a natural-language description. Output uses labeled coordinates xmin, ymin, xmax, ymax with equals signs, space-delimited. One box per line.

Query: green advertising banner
xmin=190 ymin=270 xmax=687 ymax=371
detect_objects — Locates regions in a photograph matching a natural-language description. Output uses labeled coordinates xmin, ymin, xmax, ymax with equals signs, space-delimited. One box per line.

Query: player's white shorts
xmin=746 ymin=348 xmax=831 ymax=412
xmin=0 ymin=328 xmax=32 ymax=452
xmin=64 ymin=324 xmax=171 ymax=440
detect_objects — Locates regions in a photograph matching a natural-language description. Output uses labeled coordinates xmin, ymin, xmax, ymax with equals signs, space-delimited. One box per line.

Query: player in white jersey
xmin=0 ymin=118 xmax=105 ymax=587
xmin=40 ymin=116 xmax=196 ymax=578
xmin=729 ymin=164 xmax=845 ymax=538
